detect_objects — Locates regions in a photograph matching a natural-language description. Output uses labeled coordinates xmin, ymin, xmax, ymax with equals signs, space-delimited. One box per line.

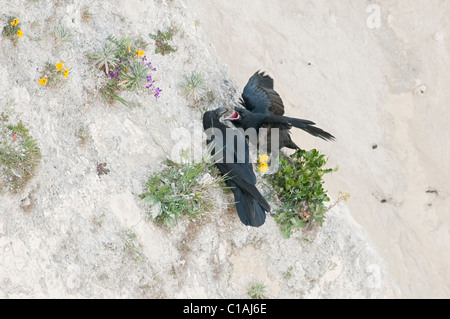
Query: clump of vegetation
xmin=81 ymin=7 xmax=92 ymax=23
xmin=75 ymin=125 xmax=89 ymax=145
xmin=180 ymin=72 xmax=207 ymax=101
xmin=266 ymin=149 xmax=337 ymax=238
xmin=0 ymin=110 xmax=42 ymax=192
xmin=282 ymin=266 xmax=294 ymax=280
xmin=148 ymin=29 xmax=176 ymax=55
xmin=2 ymin=17 xmax=23 ymax=46
xmin=38 ymin=61 xmax=70 ymax=86
xmin=247 ymin=280 xmax=268 ymax=299
xmin=97 ymin=162 xmax=110 ymax=176
xmin=179 ymin=72 xmax=216 ymax=111
xmin=52 ymin=25 xmax=73 ymax=46
xmin=88 ymin=35 xmax=161 ymax=106
xmin=120 ymin=230 xmax=143 ymax=262
xmin=140 ymin=156 xmax=226 ymax=227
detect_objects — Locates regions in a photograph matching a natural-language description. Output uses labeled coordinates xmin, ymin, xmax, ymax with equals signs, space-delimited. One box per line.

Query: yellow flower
xmin=258 ymin=163 xmax=268 ymax=173
xmin=56 ymin=61 xmax=63 ymax=71
xmin=126 ymin=45 xmax=131 ymax=52
xmin=135 ymin=50 xmax=145 ymax=57
xmin=63 ymin=68 xmax=70 ymax=78
xmin=38 ymin=77 xmax=48 ymax=85
xmin=259 ymin=154 xmax=269 ymax=164
xmin=10 ymin=19 xmax=19 ymax=27
xmin=16 ymin=30 xmax=23 ymax=38
xmin=257 ymin=154 xmax=269 ymax=173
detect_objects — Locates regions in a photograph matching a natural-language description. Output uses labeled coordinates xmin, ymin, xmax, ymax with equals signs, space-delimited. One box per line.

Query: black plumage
xmin=226 ymin=71 xmax=335 ymax=151
xmin=203 ymin=107 xmax=270 ymax=227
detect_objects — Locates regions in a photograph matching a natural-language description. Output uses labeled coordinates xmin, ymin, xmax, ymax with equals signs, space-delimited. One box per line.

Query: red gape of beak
xmin=225 ymin=111 xmax=240 ymax=120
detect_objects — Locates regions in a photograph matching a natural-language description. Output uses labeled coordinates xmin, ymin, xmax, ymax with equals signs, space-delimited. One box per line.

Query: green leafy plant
xmin=180 ymin=72 xmax=207 ymax=101
xmin=283 ymin=266 xmax=294 ymax=280
xmin=266 ymin=149 xmax=337 ymax=238
xmin=120 ymin=231 xmax=143 ymax=262
xmin=247 ymin=280 xmax=268 ymax=299
xmin=88 ymin=42 xmax=118 ymax=75
xmin=81 ymin=7 xmax=92 ymax=23
xmin=88 ymin=35 xmax=161 ymax=106
xmin=148 ymin=29 xmax=176 ymax=55
xmin=97 ymin=162 xmax=110 ymax=176
xmin=52 ymin=25 xmax=73 ymax=46
xmin=75 ymin=125 xmax=89 ymax=145
xmin=38 ymin=61 xmax=70 ymax=86
xmin=2 ymin=17 xmax=23 ymax=46
xmin=140 ymin=154 xmax=227 ymax=227
xmin=0 ymin=111 xmax=42 ymax=192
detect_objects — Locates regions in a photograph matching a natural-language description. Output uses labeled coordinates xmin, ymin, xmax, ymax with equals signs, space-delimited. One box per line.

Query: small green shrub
xmin=75 ymin=125 xmax=89 ymax=145
xmin=266 ymin=149 xmax=337 ymax=238
xmin=81 ymin=7 xmax=92 ymax=23
xmin=2 ymin=17 xmax=23 ymax=46
xmin=0 ymin=111 xmax=42 ymax=192
xmin=180 ymin=72 xmax=207 ymax=101
xmin=140 ymin=156 xmax=225 ymax=227
xmin=148 ymin=29 xmax=176 ymax=55
xmin=88 ymin=41 xmax=119 ymax=75
xmin=247 ymin=280 xmax=268 ymax=299
xmin=120 ymin=230 xmax=143 ymax=262
xmin=96 ymin=162 xmax=110 ymax=176
xmin=38 ymin=61 xmax=70 ymax=87
xmin=88 ymin=35 xmax=162 ymax=106
xmin=52 ymin=25 xmax=73 ymax=46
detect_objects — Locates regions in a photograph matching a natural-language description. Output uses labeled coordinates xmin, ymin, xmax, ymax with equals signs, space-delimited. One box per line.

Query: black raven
xmin=203 ymin=107 xmax=270 ymax=227
xmin=225 ymin=71 xmax=335 ymax=151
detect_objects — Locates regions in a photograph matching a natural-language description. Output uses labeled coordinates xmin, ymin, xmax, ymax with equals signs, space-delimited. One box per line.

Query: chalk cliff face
xmin=184 ymin=0 xmax=450 ymax=298
xmin=0 ymin=0 xmax=398 ymax=298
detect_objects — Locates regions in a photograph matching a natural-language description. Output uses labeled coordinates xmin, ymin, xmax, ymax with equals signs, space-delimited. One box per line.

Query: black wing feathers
xmin=241 ymin=71 xmax=285 ymax=115
xmin=203 ymin=109 xmax=270 ymax=227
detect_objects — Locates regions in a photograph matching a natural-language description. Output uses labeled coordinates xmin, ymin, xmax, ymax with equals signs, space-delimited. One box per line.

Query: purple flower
xmin=142 ymin=56 xmax=147 ymax=62
xmin=147 ymin=62 xmax=152 ymax=67
xmin=119 ymin=57 xmax=123 ymax=62
xmin=154 ymin=87 xmax=162 ymax=98
xmin=146 ymin=75 xmax=152 ymax=82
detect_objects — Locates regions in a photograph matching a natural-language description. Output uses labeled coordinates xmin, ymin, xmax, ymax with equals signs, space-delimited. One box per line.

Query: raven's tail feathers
xmin=232 ymin=187 xmax=267 ymax=227
xmin=289 ymin=119 xmax=336 ymax=141
xmin=265 ymin=115 xmax=335 ymax=141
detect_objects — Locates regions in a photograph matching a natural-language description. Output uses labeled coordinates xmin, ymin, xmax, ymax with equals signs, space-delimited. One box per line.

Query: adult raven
xmin=203 ymin=107 xmax=270 ymax=227
xmin=225 ymin=71 xmax=335 ymax=151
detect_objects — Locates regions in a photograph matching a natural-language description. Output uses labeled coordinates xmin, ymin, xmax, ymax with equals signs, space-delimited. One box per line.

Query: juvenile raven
xmin=203 ymin=107 xmax=270 ymax=227
xmin=225 ymin=71 xmax=335 ymax=151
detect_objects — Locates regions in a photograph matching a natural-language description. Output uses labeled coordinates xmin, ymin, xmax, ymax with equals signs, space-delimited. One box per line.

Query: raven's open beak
xmin=224 ymin=111 xmax=240 ymax=121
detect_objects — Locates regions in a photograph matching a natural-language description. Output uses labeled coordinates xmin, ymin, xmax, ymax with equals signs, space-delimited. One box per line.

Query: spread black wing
xmin=240 ymin=71 xmax=285 ymax=116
